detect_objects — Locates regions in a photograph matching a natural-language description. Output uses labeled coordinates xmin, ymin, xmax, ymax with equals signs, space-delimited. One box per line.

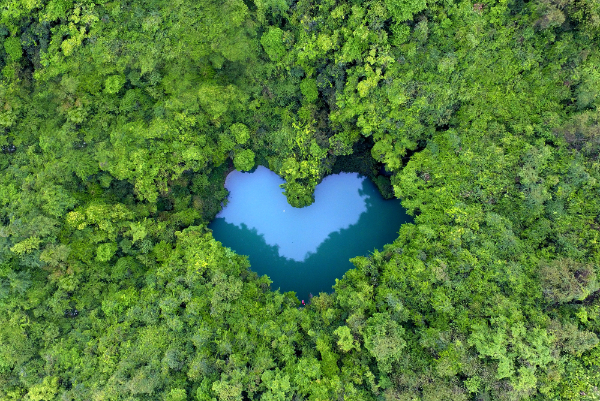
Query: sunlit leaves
xmin=3 ymin=37 xmax=21 ymax=61
xmin=10 ymin=236 xmax=41 ymax=255
xmin=364 ymin=313 xmax=406 ymax=373
xmin=261 ymin=26 xmax=286 ymax=62
xmin=385 ymin=0 xmax=427 ymax=22
xmin=299 ymin=78 xmax=318 ymax=103
xmin=233 ymin=149 xmax=255 ymax=171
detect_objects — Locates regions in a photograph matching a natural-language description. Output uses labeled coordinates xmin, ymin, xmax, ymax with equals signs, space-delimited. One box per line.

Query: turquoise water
xmin=209 ymin=166 xmax=411 ymax=301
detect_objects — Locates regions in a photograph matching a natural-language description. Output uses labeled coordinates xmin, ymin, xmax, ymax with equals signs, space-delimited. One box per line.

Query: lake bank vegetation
xmin=1 ymin=0 xmax=600 ymax=399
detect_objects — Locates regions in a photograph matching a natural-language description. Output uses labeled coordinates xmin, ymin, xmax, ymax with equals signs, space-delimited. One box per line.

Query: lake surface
xmin=209 ymin=166 xmax=411 ymax=301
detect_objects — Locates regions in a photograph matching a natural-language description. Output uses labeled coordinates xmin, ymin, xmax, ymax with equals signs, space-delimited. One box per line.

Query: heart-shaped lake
xmin=209 ymin=166 xmax=411 ymax=300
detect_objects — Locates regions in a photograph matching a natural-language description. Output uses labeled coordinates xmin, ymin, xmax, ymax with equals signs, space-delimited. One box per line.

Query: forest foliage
xmin=1 ymin=0 xmax=600 ymax=399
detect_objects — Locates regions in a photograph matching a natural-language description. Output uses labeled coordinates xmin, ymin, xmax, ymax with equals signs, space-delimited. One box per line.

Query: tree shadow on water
xmin=209 ymin=179 xmax=412 ymax=301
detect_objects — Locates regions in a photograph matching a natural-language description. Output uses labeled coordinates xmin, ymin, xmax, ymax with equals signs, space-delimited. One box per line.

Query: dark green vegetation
xmin=0 ymin=0 xmax=599 ymax=399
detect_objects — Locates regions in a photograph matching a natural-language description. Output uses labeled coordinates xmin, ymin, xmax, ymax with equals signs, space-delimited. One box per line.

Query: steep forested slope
xmin=1 ymin=0 xmax=599 ymax=399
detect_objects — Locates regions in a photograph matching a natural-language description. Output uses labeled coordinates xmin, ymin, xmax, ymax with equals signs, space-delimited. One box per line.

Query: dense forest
xmin=1 ymin=0 xmax=599 ymax=399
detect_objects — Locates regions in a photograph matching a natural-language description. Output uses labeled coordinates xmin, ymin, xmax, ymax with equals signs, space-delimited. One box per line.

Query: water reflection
xmin=218 ymin=166 xmax=369 ymax=261
xmin=209 ymin=166 xmax=411 ymax=299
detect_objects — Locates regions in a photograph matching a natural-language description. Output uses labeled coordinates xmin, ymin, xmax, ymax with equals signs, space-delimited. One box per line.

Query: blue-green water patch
xmin=209 ymin=166 xmax=411 ymax=300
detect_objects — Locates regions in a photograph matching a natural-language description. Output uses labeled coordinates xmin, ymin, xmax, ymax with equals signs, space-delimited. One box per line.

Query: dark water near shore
xmin=209 ymin=166 xmax=411 ymax=301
